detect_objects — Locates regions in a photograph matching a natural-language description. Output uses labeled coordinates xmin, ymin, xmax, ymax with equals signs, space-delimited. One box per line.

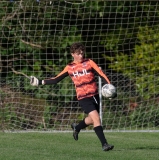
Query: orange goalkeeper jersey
xmin=43 ymin=59 xmax=110 ymax=100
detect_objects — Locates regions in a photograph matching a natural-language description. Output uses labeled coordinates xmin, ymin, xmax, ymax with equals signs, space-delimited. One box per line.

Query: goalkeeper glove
xmin=30 ymin=76 xmax=45 ymax=86
xmin=30 ymin=76 xmax=39 ymax=86
xmin=30 ymin=76 xmax=44 ymax=86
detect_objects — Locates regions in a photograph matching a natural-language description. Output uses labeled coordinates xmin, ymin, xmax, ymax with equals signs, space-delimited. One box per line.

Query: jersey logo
xmin=82 ymin=62 xmax=87 ymax=67
xmin=72 ymin=69 xmax=90 ymax=77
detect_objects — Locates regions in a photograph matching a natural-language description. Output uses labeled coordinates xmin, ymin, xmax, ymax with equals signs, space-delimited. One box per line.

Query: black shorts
xmin=78 ymin=94 xmax=100 ymax=114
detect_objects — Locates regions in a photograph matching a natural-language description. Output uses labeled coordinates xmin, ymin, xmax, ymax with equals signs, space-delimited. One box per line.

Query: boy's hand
xmin=30 ymin=76 xmax=39 ymax=86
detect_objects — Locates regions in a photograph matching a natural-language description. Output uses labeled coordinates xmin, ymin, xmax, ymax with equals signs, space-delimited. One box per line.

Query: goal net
xmin=0 ymin=0 xmax=159 ymax=132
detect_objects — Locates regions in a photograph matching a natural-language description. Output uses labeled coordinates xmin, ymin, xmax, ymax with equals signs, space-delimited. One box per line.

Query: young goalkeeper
xmin=30 ymin=42 xmax=114 ymax=151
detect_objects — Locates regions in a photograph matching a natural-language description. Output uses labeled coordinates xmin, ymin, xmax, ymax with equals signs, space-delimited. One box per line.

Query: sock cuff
xmin=75 ymin=119 xmax=88 ymax=132
xmin=94 ymin=126 xmax=103 ymax=132
xmin=83 ymin=118 xmax=87 ymax=125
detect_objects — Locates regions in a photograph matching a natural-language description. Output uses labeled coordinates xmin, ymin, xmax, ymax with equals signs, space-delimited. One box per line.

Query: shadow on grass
xmin=114 ymin=146 xmax=159 ymax=151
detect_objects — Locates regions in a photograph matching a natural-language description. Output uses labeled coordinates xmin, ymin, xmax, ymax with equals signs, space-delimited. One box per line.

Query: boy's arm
xmin=30 ymin=66 xmax=69 ymax=86
xmin=89 ymin=59 xmax=110 ymax=84
xmin=42 ymin=66 xmax=68 ymax=85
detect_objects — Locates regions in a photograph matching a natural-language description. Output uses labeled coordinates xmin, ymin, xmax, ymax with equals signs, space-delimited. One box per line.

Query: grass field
xmin=0 ymin=131 xmax=159 ymax=160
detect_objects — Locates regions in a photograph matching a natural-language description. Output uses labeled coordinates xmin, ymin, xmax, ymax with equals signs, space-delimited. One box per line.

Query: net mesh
xmin=0 ymin=0 xmax=159 ymax=131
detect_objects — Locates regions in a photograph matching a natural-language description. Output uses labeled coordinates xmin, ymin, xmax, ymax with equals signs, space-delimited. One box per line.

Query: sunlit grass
xmin=0 ymin=132 xmax=159 ymax=160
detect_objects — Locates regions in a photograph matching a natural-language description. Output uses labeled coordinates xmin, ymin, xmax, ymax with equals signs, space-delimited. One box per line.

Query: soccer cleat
xmin=102 ymin=143 xmax=114 ymax=151
xmin=71 ymin=123 xmax=79 ymax=141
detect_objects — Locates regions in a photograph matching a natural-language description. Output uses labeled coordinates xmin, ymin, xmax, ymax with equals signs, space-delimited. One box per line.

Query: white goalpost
xmin=0 ymin=0 xmax=159 ymax=132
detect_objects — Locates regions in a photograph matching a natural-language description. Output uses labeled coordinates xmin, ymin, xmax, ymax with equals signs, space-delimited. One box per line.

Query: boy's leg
xmin=94 ymin=126 xmax=114 ymax=151
xmin=94 ymin=126 xmax=107 ymax=145
xmin=88 ymin=110 xmax=114 ymax=151
xmin=71 ymin=118 xmax=88 ymax=140
xmin=75 ymin=118 xmax=88 ymax=132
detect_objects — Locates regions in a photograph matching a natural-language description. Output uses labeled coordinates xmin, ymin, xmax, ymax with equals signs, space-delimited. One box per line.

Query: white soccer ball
xmin=102 ymin=84 xmax=116 ymax=98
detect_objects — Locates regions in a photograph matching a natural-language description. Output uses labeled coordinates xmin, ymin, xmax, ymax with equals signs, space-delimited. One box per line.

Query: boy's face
xmin=71 ymin=50 xmax=85 ymax=63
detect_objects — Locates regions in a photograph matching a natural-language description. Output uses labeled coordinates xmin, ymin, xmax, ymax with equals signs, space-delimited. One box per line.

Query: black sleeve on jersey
xmin=44 ymin=72 xmax=69 ymax=85
xmin=92 ymin=68 xmax=108 ymax=84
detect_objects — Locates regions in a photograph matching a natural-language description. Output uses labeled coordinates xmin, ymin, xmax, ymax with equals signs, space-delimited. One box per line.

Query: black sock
xmin=75 ymin=119 xmax=88 ymax=132
xmin=94 ymin=126 xmax=107 ymax=146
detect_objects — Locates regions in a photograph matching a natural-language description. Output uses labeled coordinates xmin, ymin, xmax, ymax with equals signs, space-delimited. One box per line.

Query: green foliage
xmin=0 ymin=87 xmax=49 ymax=130
xmin=104 ymin=25 xmax=159 ymax=99
xmin=1 ymin=1 xmax=159 ymax=99
xmin=1 ymin=1 xmax=159 ymax=130
xmin=130 ymin=103 xmax=159 ymax=128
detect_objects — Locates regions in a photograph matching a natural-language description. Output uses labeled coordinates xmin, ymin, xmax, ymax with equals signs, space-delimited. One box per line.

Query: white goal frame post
xmin=0 ymin=0 xmax=159 ymax=132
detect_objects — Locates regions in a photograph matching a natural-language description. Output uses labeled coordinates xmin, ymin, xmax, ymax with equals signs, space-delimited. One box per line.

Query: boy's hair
xmin=70 ymin=42 xmax=85 ymax=54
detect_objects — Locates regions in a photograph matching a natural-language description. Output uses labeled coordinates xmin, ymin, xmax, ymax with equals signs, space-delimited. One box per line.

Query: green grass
xmin=0 ymin=132 xmax=159 ymax=160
